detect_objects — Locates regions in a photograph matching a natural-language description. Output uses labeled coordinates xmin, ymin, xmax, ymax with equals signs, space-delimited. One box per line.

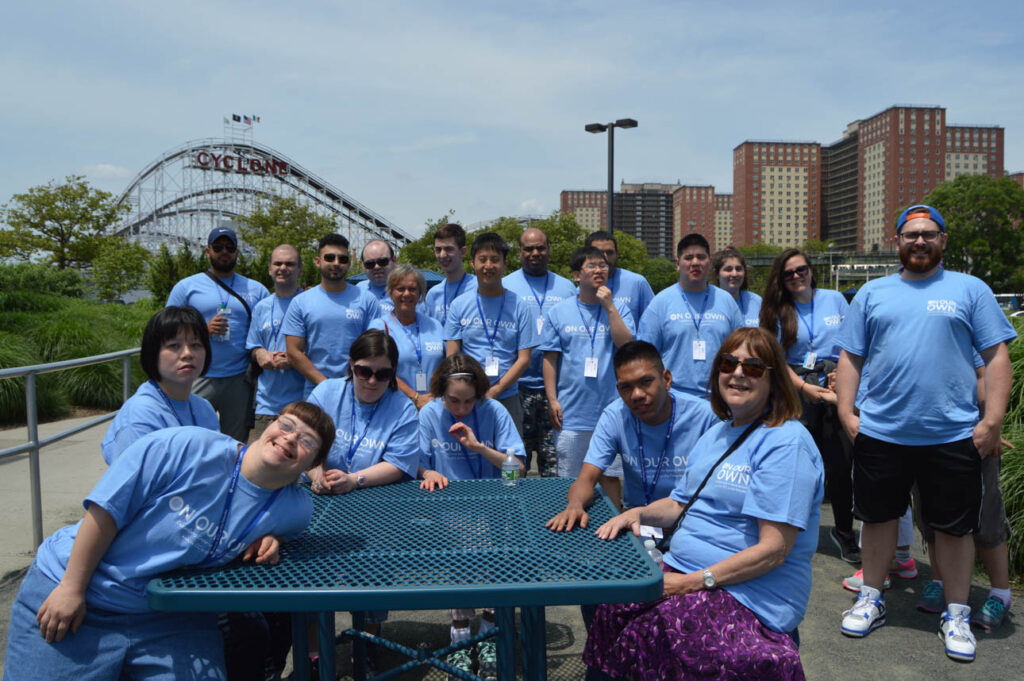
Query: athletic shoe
xmin=842 ymin=568 xmax=891 ymax=593
xmin=446 ymin=647 xmax=474 ymax=681
xmin=841 ymin=588 xmax=887 ymax=637
xmin=830 ymin=527 xmax=862 ymax=564
xmin=939 ymin=605 xmax=976 ymax=662
xmin=477 ymin=640 xmax=498 ymax=681
xmin=916 ymin=581 xmax=945 ymax=614
xmin=973 ymin=595 xmax=1009 ymax=631
xmin=891 ymin=556 xmax=918 ymax=579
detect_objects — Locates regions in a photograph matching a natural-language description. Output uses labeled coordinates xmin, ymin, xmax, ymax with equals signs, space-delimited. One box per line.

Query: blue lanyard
xmin=474 ymin=293 xmax=506 ymax=355
xmin=679 ymin=287 xmax=710 ymax=336
xmin=575 ymin=297 xmax=603 ymax=356
xmin=443 ymin=275 xmax=469 ymax=319
xmin=346 ymin=382 xmax=380 ymax=472
xmin=633 ymin=394 xmax=676 ymax=505
xmin=525 ymin=272 xmax=550 ymax=313
xmin=796 ymin=293 xmax=815 ymax=352
xmin=213 ymin=273 xmax=237 ymax=309
xmin=390 ymin=313 xmax=423 ymax=367
xmin=149 ymin=380 xmax=195 ymax=426
xmin=268 ymin=295 xmax=293 ymax=348
xmin=447 ymin=407 xmax=483 ymax=478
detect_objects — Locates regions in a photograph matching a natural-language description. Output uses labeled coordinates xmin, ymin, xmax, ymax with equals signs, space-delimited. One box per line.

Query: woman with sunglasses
xmin=713 ymin=247 xmax=762 ymax=328
xmin=368 ymin=264 xmax=446 ymax=410
xmin=760 ymin=248 xmax=857 ymax=563
xmin=585 ymin=327 xmax=823 ymax=681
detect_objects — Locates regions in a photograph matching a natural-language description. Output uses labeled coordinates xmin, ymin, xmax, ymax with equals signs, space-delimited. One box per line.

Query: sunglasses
xmin=321 ymin=253 xmax=350 ymax=264
xmin=782 ymin=264 xmax=810 ymax=281
xmin=352 ymin=364 xmax=395 ymax=382
xmin=210 ymin=242 xmax=237 ymax=254
xmin=718 ymin=353 xmax=770 ymax=379
xmin=363 ymin=257 xmax=392 ymax=269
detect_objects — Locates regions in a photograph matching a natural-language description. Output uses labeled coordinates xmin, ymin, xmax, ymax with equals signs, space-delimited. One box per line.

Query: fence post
xmin=26 ymin=372 xmax=43 ymax=548
xmin=123 ymin=356 xmax=131 ymax=402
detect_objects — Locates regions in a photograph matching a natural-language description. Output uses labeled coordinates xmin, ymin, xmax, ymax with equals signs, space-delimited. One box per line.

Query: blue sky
xmin=2 ymin=1 xmax=1022 ymax=237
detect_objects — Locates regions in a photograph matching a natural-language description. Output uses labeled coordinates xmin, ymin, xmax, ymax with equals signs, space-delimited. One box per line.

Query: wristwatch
xmin=702 ymin=568 xmax=718 ymax=590
xmin=356 ymin=474 xmax=367 ymax=489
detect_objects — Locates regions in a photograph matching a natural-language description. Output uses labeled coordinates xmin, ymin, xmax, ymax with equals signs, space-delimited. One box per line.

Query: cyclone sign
xmin=194 ymin=151 xmax=289 ymax=176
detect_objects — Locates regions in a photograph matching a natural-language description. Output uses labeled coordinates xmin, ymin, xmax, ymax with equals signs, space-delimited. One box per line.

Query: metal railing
xmin=0 ymin=348 xmax=139 ymax=547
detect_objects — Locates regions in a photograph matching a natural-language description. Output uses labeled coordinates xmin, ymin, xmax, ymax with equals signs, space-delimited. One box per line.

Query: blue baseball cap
xmin=896 ymin=205 xmax=946 ymax=233
xmin=207 ymin=226 xmax=238 ymax=245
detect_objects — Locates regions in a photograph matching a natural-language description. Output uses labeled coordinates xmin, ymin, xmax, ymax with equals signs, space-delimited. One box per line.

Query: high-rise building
xmin=616 ymin=182 xmax=679 ymax=259
xmin=1010 ymin=172 xmax=1024 ymax=189
xmin=559 ymin=190 xmax=608 ymax=232
xmin=732 ymin=141 xmax=821 ymax=248
xmin=821 ymin=123 xmax=860 ymax=251
xmin=672 ymin=185 xmax=715 ymax=252
xmin=713 ymin=194 xmax=734 ymax=251
xmin=945 ymin=125 xmax=1004 ymax=180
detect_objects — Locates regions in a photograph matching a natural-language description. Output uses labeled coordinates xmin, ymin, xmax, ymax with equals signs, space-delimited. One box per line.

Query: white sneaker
xmin=938 ymin=604 xmax=976 ymax=662
xmin=841 ymin=586 xmax=886 ymax=637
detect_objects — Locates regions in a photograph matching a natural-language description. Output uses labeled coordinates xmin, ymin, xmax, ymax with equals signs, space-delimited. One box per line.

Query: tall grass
xmin=0 ymin=332 xmax=69 ymax=423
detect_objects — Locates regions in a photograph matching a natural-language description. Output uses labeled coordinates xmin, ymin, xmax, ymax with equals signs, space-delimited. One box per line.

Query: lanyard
xmin=796 ymin=293 xmax=815 ymax=352
xmin=268 ymin=294 xmax=293 ymax=348
xmin=474 ymin=293 xmax=506 ymax=356
xmin=346 ymin=382 xmax=380 ymax=472
xmin=443 ymin=275 xmax=469 ymax=319
xmin=575 ymin=297 xmax=603 ymax=356
xmin=633 ymin=394 xmax=676 ymax=505
xmin=213 ymin=273 xmax=237 ymax=309
xmin=679 ymin=287 xmax=710 ymax=336
xmin=447 ymin=407 xmax=483 ymax=478
xmin=149 ymin=380 xmax=195 ymax=426
xmin=525 ymin=272 xmax=550 ymax=313
xmin=390 ymin=313 xmax=423 ymax=367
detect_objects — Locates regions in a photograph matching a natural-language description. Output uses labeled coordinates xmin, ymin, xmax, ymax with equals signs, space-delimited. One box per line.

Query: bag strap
xmin=205 ymin=271 xmax=252 ymax=323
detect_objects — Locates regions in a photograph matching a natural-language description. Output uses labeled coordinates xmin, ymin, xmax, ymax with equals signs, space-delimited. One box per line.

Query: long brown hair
xmin=708 ymin=327 xmax=801 ymax=427
xmin=759 ymin=248 xmax=818 ymax=351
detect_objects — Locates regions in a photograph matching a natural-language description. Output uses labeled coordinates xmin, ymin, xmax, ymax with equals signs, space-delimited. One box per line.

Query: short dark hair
xmin=429 ymin=353 xmax=491 ymax=399
xmin=586 ymin=230 xmax=618 ymax=250
xmin=676 ymin=233 xmax=710 ymax=257
xmin=613 ymin=340 xmax=665 ymax=374
xmin=708 ymin=327 xmax=800 ymax=427
xmin=361 ymin=239 xmax=395 ymax=260
xmin=435 ymin=223 xmax=467 ymax=248
xmin=470 ymin=232 xmax=509 ymax=260
xmin=712 ymin=247 xmax=749 ymax=292
xmin=140 ymin=306 xmax=212 ymax=382
xmin=318 ymin=233 xmax=350 ymax=252
xmin=570 ymin=246 xmax=606 ymax=272
xmin=277 ymin=401 xmax=336 ymax=470
xmin=346 ymin=329 xmax=399 ymax=391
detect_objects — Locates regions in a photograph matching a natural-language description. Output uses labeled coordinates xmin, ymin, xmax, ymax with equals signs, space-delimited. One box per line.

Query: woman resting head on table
xmin=584 ymin=327 xmax=824 ymax=681
xmin=2 ymin=401 xmax=335 ymax=681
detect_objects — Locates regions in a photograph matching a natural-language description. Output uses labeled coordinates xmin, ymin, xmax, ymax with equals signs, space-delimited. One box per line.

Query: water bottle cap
xmin=643 ymin=539 xmax=655 ymax=549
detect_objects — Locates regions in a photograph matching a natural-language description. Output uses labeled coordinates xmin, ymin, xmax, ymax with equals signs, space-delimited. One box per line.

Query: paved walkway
xmin=0 ymin=416 xmax=1020 ymax=677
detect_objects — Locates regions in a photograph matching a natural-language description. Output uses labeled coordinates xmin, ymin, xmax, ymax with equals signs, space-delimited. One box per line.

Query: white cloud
xmin=82 ymin=163 xmax=133 ymax=179
xmin=519 ymin=199 xmax=544 ymax=214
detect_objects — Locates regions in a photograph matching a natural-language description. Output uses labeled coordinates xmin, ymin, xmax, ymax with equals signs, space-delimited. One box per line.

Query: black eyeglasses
xmin=321 ymin=253 xmax=350 ymax=264
xmin=718 ymin=354 xmax=770 ymax=378
xmin=899 ymin=230 xmax=941 ymax=243
xmin=782 ymin=264 xmax=810 ymax=281
xmin=210 ymin=243 xmax=237 ymax=254
xmin=363 ymin=257 xmax=392 ymax=269
xmin=352 ymin=364 xmax=395 ymax=382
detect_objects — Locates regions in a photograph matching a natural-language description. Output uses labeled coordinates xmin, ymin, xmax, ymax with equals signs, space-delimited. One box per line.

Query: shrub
xmin=0 ymin=332 xmax=68 ymax=424
xmin=0 ymin=263 xmax=85 ymax=298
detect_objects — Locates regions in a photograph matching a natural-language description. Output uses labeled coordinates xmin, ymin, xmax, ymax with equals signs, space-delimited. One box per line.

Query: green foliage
xmin=923 ymin=175 xmax=1024 ymax=293
xmin=0 ymin=262 xmax=86 ymax=298
xmin=737 ymin=242 xmax=785 ymax=257
xmin=236 ymin=196 xmax=336 ymax=257
xmin=1003 ymin=425 xmax=1024 ymax=580
xmin=801 ymin=238 xmax=836 ymax=254
xmin=1 ymin=175 xmax=129 ymax=269
xmin=0 ymin=331 xmax=68 ymax=424
xmin=645 ymin=258 xmax=679 ymax=293
xmin=146 ymin=243 xmax=205 ymax=302
xmin=610 ymin=231 xmax=650 ymax=275
xmin=92 ymin=237 xmax=151 ymax=300
xmin=398 ymin=211 xmax=456 ymax=270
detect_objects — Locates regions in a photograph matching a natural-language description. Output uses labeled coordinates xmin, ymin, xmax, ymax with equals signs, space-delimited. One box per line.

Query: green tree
xmin=236 ymin=196 xmax=338 ymax=259
xmin=922 ymin=175 xmax=1024 ymax=292
xmin=801 ymin=238 xmax=836 ymax=254
xmin=146 ymin=243 xmax=205 ymax=302
xmin=398 ymin=210 xmax=457 ymax=270
xmin=737 ymin=242 xmax=784 ymax=258
xmin=1 ymin=175 xmax=129 ymax=269
xmin=645 ymin=258 xmax=679 ymax=293
xmin=92 ymin=237 xmax=151 ymax=300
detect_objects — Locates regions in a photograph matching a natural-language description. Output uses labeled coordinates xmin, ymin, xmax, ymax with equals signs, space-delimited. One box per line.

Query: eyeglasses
xmin=582 ymin=262 xmax=609 ymax=271
xmin=276 ymin=416 xmax=320 ymax=453
xmin=782 ymin=264 xmax=810 ymax=281
xmin=363 ymin=257 xmax=391 ymax=269
xmin=321 ymin=253 xmax=350 ymax=264
xmin=210 ymin=243 xmax=237 ymax=254
xmin=718 ymin=354 xmax=770 ymax=378
xmin=352 ymin=364 xmax=395 ymax=382
xmin=899 ymin=230 xmax=941 ymax=243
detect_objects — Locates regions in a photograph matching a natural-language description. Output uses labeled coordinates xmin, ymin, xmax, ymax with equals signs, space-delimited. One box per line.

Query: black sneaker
xmin=830 ymin=527 xmax=861 ymax=564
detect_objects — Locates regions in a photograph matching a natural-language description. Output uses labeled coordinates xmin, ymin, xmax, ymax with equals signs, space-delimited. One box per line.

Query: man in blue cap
xmin=834 ymin=204 xmax=1016 ymax=662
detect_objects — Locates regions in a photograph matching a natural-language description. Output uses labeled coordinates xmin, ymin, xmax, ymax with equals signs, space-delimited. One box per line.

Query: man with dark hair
xmin=167 ymin=225 xmax=269 ymax=441
xmin=283 ymin=234 xmax=381 ymax=396
xmin=423 ymin=222 xmax=478 ymax=323
xmin=585 ymin=230 xmax=654 ymax=322
xmin=638 ymin=233 xmax=742 ymax=398
xmin=358 ymin=239 xmax=397 ymax=315
xmin=502 ymin=227 xmax=576 ymax=476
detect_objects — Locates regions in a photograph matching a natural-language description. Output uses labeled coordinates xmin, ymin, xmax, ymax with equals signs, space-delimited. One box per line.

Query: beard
xmin=899 ymin=244 xmax=942 ymax=273
xmin=209 ymin=256 xmax=236 ymax=274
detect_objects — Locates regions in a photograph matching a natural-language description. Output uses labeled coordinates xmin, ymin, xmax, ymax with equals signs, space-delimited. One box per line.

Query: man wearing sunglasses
xmin=167 ymin=226 xmax=269 ymax=441
xmin=283 ymin=233 xmax=382 ymax=396
xmin=835 ymin=204 xmax=1016 ymax=662
xmin=357 ymin=239 xmax=397 ymax=315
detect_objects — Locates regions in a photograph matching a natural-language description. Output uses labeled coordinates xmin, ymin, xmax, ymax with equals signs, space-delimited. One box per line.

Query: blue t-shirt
xmin=502 ymin=270 xmax=578 ymax=390
xmin=444 ymin=289 xmax=539 ymax=399
xmin=35 ymin=427 xmax=312 ymax=614
xmin=245 ymin=293 xmax=307 ymax=415
xmin=608 ymin=268 xmax=655 ymax=323
xmin=638 ymin=284 xmax=743 ymax=398
xmin=368 ymin=313 xmax=445 ymax=394
xmin=101 ymin=381 xmax=219 ymax=464
xmin=166 ymin=272 xmax=269 ymax=377
xmin=357 ymin=279 xmax=394 ymax=316
xmin=539 ymin=296 xmax=636 ymax=430
xmin=835 ymin=270 xmax=1016 ymax=445
xmin=418 ymin=398 xmax=526 ymax=480
xmin=422 ymin=274 xmax=478 ymax=324
xmin=784 ymin=288 xmax=849 ymax=368
xmin=307 ymin=379 xmax=420 ymax=477
xmin=281 ymin=284 xmax=382 ymax=395
xmin=736 ymin=290 xmax=763 ymax=328
xmin=584 ymin=390 xmax=720 ymax=508
xmin=666 ymin=420 xmax=824 ymax=633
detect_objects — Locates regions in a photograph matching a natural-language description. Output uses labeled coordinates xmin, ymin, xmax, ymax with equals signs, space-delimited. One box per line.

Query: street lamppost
xmin=828 ymin=242 xmax=836 ymax=290
xmin=585 ymin=118 xmax=638 ymax=234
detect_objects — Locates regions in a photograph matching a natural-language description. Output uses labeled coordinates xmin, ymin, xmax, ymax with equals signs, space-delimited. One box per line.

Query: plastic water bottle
xmin=501 ymin=449 xmax=519 ymax=486
xmin=643 ymin=539 xmax=663 ymax=566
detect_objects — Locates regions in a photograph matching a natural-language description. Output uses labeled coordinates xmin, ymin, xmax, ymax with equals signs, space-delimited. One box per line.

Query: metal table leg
xmin=291 ymin=613 xmax=311 ymax=681
xmin=318 ymin=611 xmax=337 ymax=681
xmin=519 ymin=605 xmax=548 ymax=681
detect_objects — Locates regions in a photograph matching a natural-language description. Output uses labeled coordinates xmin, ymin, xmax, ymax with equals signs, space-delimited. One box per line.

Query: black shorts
xmin=851 ymin=433 xmax=982 ymax=537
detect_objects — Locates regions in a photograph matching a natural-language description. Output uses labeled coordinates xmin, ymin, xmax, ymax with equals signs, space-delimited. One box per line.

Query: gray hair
xmin=386 ymin=263 xmax=426 ymax=302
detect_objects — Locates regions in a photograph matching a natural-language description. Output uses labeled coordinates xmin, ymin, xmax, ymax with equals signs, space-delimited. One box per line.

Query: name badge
xmin=692 ymin=340 xmax=706 ymax=360
xmin=639 ymin=524 xmax=664 ymax=540
xmin=218 ymin=303 xmax=232 ymax=317
xmin=485 ymin=356 xmax=500 ymax=377
xmin=802 ymin=351 xmax=817 ymax=370
xmin=584 ymin=356 xmax=599 ymax=378
xmin=536 ymin=317 xmax=544 ymax=335
xmin=415 ymin=372 xmax=428 ymax=392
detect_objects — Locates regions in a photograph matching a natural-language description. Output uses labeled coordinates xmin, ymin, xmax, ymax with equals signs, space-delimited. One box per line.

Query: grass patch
xmin=0 ymin=331 xmax=68 ymax=424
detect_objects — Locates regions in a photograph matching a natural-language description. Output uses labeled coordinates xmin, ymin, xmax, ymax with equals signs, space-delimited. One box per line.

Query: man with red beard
xmin=834 ymin=205 xmax=1015 ymax=662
